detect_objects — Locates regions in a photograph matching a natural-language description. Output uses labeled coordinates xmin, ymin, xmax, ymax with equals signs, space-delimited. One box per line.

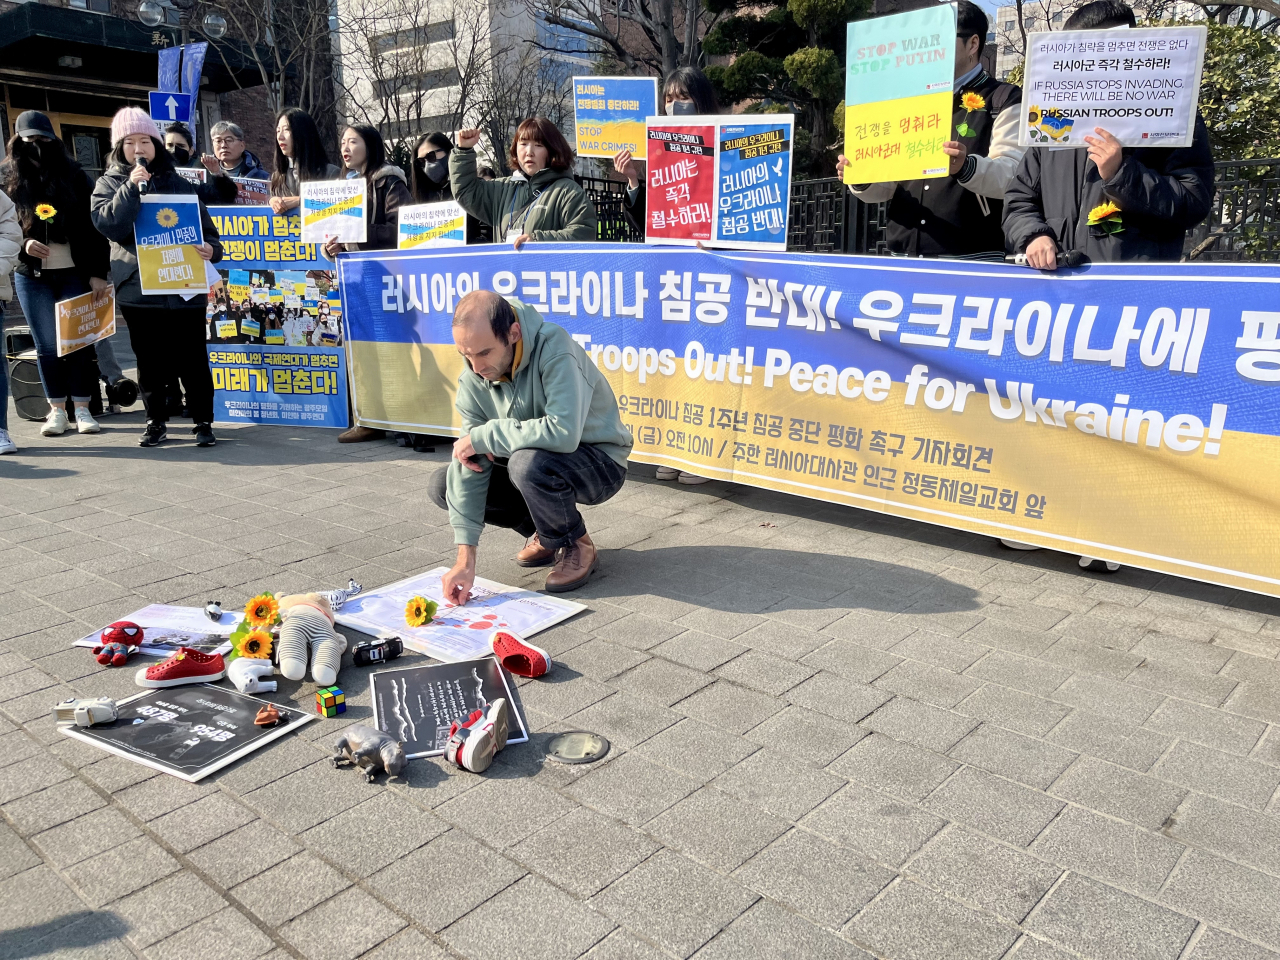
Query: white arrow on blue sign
xmin=148 ymin=90 xmax=193 ymax=124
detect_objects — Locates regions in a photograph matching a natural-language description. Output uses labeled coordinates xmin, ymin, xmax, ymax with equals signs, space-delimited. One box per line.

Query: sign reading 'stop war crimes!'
xmin=1020 ymin=25 xmax=1207 ymax=147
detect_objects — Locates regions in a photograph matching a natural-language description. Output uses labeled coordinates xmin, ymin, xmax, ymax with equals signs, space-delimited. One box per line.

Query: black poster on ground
xmin=61 ymin=685 xmax=313 ymax=781
xmin=370 ymin=656 xmax=528 ymax=759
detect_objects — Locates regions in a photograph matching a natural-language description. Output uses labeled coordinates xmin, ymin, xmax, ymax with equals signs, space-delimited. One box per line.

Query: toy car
xmin=53 ymin=697 xmax=118 ymax=727
xmin=352 ymin=636 xmax=403 ymax=667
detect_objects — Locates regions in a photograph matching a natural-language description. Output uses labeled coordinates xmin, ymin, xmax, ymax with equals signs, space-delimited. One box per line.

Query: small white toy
xmin=205 ymin=600 xmax=224 ymax=622
xmin=53 ymin=697 xmax=118 ymax=727
xmin=228 ymin=657 xmax=277 ymax=694
xmin=320 ymin=579 xmax=362 ymax=612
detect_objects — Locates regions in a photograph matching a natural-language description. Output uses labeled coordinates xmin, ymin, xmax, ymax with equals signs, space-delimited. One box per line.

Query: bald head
xmin=452 ymin=290 xmax=522 ymax=381
xmin=454 ymin=290 xmax=518 ymax=339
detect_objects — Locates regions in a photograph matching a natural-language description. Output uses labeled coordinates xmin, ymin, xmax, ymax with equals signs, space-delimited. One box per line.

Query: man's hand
xmin=457 ymin=129 xmax=481 ymax=149
xmin=322 ymin=235 xmax=343 ymax=260
xmin=88 ymin=277 xmax=111 ymax=297
xmin=194 ymin=242 xmax=215 ymax=261
xmin=943 ymin=140 xmax=968 ymax=177
xmin=1084 ymin=127 xmax=1123 ymax=181
xmin=452 ymin=433 xmax=493 ymax=473
xmin=1025 ymin=235 xmax=1058 ymax=271
xmin=612 ymin=149 xmax=640 ymax=190
xmin=836 ymin=154 xmax=850 ymax=181
xmin=511 ymin=234 xmax=532 ymax=250
xmin=200 ymin=154 xmax=221 ymax=175
xmin=24 ymin=239 xmax=51 ymax=258
xmin=441 ymin=546 xmax=477 ymax=606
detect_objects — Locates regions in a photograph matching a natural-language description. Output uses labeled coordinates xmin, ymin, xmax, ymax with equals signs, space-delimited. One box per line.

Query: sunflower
xmin=1027 ymin=106 xmax=1042 ymax=125
xmin=34 ymin=203 xmax=57 ymax=221
xmin=961 ymin=92 xmax=986 ymax=112
xmin=239 ymin=629 xmax=273 ymax=659
xmin=1088 ymin=201 xmax=1122 ymax=224
xmin=244 ymin=593 xmax=280 ymax=628
xmin=155 ymin=207 xmax=180 ymax=228
xmin=1088 ymin=201 xmax=1124 ymax=235
xmin=405 ymin=596 xmax=438 ymax=627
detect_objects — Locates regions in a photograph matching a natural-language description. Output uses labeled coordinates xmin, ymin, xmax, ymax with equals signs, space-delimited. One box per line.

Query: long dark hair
xmin=105 ymin=136 xmax=175 ymax=177
xmin=663 ymin=66 xmax=720 ymax=114
xmin=410 ymin=131 xmax=452 ymax=202
xmin=272 ymin=108 xmax=332 ymax=193
xmin=0 ymin=134 xmax=81 ymax=232
xmin=343 ymin=124 xmax=387 ymax=190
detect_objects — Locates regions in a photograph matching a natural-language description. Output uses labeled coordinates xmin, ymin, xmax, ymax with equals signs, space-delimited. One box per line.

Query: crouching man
xmin=429 ymin=290 xmax=633 ymax=600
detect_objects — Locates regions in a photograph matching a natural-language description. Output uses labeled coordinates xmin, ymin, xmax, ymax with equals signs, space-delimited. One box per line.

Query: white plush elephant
xmin=276 ymin=593 xmax=347 ymax=686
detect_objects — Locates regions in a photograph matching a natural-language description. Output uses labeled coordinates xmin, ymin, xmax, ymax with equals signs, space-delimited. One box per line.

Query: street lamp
xmin=201 ymin=12 xmax=226 ymax=38
xmin=135 ymin=1 xmax=227 ymax=40
xmin=137 ymin=0 xmax=164 ymax=26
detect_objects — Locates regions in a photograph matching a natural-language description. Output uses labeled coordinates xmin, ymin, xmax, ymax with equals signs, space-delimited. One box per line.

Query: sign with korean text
xmin=340 ymin=244 xmax=1280 ymax=598
xmin=175 ymin=167 xmax=207 ymax=185
xmin=55 ymin=285 xmax=115 ymax=357
xmin=573 ymin=76 xmax=661 ymax=158
xmin=300 ymin=179 xmax=366 ymax=244
xmin=134 ymin=195 xmax=206 ymax=295
xmin=232 ymin=177 xmax=271 ymax=205
xmin=1020 ymin=25 xmax=1207 ymax=147
xmin=844 ymin=5 xmax=955 ymax=184
xmin=644 ymin=115 xmax=794 ymax=251
xmin=397 ymin=201 xmax=467 ymax=249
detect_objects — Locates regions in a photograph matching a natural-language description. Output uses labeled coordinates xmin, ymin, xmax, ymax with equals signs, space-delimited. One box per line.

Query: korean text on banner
xmin=300 ymin=179 xmax=367 ymax=245
xmin=844 ymin=5 xmax=955 ymax=184
xmin=338 ymin=243 xmax=1280 ymax=599
xmin=398 ymin=201 xmax=467 ymax=249
xmin=134 ymin=195 xmax=206 ymax=295
xmin=1020 ymin=26 xmax=1207 ymax=147
xmin=231 ymin=177 xmax=270 ymax=205
xmin=55 ymin=285 xmax=115 ymax=357
xmin=573 ymin=76 xmax=661 ymax=158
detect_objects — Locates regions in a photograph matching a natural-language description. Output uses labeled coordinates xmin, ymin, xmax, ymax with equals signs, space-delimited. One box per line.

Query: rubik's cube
xmin=316 ymin=686 xmax=346 ymax=717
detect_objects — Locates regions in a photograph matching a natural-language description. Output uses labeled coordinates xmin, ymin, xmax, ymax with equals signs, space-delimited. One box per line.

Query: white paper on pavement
xmin=73 ymin=604 xmax=240 ymax=657
xmin=335 ymin=567 xmax=586 ymax=662
xmin=1020 ymin=25 xmax=1207 ymax=148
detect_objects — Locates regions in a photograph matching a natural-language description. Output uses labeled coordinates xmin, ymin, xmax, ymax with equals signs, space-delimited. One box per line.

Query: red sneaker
xmin=444 ymin=699 xmax=510 ymax=773
xmin=491 ymin=631 xmax=551 ymax=678
xmin=134 ymin=647 xmax=227 ymax=688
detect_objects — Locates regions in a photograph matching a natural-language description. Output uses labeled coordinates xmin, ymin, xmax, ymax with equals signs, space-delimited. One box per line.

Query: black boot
xmin=193 ymin=422 xmax=217 ymax=447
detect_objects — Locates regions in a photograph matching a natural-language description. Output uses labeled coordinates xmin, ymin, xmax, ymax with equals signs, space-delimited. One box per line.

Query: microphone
xmin=136 ymin=157 xmax=150 ymax=196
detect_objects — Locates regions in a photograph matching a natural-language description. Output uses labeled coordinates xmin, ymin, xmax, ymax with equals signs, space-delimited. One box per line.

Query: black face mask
xmin=666 ymin=100 xmax=698 ymax=116
xmin=170 ymin=146 xmax=191 ymax=166
xmin=424 ymin=158 xmax=448 ymax=184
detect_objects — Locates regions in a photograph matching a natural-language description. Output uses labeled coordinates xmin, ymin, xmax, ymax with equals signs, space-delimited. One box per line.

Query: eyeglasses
xmin=212 ymin=137 xmax=243 ymax=146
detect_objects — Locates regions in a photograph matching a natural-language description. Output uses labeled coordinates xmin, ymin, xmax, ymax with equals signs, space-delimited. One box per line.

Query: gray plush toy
xmin=332 ymin=724 xmax=406 ymax=782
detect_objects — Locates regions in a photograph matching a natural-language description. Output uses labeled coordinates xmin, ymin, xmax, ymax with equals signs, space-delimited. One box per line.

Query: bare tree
xmin=527 ymin=0 xmax=713 ymax=75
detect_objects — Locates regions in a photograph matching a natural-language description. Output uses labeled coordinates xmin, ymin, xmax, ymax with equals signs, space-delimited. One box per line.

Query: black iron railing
xmin=1184 ymin=159 xmax=1280 ymax=261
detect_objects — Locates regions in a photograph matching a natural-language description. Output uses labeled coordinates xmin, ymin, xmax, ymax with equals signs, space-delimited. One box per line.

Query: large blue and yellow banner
xmin=337 ymin=244 xmax=1280 ymax=597
xmin=204 ymin=207 xmax=348 ymax=428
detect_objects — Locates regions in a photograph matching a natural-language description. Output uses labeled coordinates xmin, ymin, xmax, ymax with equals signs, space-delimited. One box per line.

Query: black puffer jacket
xmin=89 ymin=162 xmax=223 ymax=310
xmin=1002 ymin=114 xmax=1214 ymax=263
xmin=0 ymin=162 xmax=109 ymax=282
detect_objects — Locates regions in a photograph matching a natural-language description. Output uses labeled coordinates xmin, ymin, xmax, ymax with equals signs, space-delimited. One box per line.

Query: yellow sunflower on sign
xmin=405 ymin=596 xmax=438 ymax=627
xmin=35 ymin=203 xmax=57 ymax=221
xmin=155 ymin=207 xmax=180 ymax=228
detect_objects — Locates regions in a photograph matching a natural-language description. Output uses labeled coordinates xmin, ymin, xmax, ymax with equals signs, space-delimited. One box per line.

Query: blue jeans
xmin=0 ymin=302 xmax=7 ymax=431
xmin=13 ymin=270 xmax=97 ymax=403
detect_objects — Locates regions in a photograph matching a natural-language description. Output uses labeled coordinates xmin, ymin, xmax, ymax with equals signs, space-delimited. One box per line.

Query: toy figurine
xmin=53 ymin=697 xmax=118 ymax=727
xmin=205 ymin=600 xmax=224 ymax=622
xmin=93 ymin=621 xmax=144 ymax=666
xmin=332 ymin=724 xmax=406 ymax=782
xmin=351 ymin=636 xmax=403 ymax=667
xmin=254 ymin=704 xmax=281 ymax=726
xmin=320 ymin=578 xmax=363 ymax=612
xmin=316 ymin=686 xmax=346 ymax=717
xmin=228 ymin=657 xmax=277 ymax=694
xmin=276 ymin=593 xmax=347 ymax=686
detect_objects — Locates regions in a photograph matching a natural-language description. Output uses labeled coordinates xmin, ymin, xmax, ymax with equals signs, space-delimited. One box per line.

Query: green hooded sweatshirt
xmin=449 ymin=146 xmax=597 ymax=241
xmin=446 ymin=299 xmax=633 ymax=546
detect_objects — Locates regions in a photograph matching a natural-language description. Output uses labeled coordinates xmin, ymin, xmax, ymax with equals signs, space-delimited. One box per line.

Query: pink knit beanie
xmin=110 ymin=106 xmax=159 ymax=145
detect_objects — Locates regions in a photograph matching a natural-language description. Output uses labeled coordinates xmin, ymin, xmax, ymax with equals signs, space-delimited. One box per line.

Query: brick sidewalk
xmin=1 ymin=410 xmax=1278 ymax=960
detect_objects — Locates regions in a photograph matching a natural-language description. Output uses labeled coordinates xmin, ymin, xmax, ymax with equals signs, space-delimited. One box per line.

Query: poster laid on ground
xmin=397 ymin=201 xmax=467 ymax=249
xmin=339 ymin=243 xmax=1280 ymax=597
xmin=573 ymin=76 xmax=661 ymax=158
xmin=73 ymin=603 xmax=239 ymax=656
xmin=843 ymin=5 xmax=955 ymax=184
xmin=300 ymin=179 xmax=367 ymax=244
xmin=335 ymin=567 xmax=585 ymax=662
xmin=203 ymin=206 xmax=349 ymax=428
xmin=134 ymin=195 xmax=206 ymax=295
xmin=370 ymin=657 xmax=529 ymax=759
xmin=55 ymin=285 xmax=115 ymax=357
xmin=61 ymin=686 xmax=312 ymax=782
xmin=1020 ymin=26 xmax=1207 ymax=147
xmin=644 ymin=115 xmax=794 ymax=250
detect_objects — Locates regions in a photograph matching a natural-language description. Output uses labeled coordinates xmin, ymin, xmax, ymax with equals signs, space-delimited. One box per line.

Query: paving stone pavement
xmin=2 ymin=409 xmax=1280 ymax=960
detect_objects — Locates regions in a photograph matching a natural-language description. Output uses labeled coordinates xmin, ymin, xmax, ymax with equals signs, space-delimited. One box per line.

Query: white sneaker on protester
xmin=40 ymin=408 xmax=68 ymax=436
xmin=999 ymin=539 xmax=1040 ymax=551
xmin=655 ymin=465 xmax=679 ymax=480
xmin=678 ymin=472 xmax=710 ymax=485
xmin=74 ymin=408 xmax=101 ymax=434
xmin=1078 ymin=556 xmax=1122 ymax=573
xmin=0 ymin=429 xmax=16 ymax=455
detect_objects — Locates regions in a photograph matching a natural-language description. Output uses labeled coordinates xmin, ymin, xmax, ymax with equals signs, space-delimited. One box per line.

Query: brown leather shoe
xmin=514 ymin=534 xmax=556 ymax=567
xmin=338 ymin=425 xmax=386 ymax=443
xmin=545 ymin=534 xmax=598 ymax=593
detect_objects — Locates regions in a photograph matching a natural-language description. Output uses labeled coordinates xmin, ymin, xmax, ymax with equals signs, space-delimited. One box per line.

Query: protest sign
xmin=573 ymin=76 xmax=661 ymax=158
xmin=1020 ymin=25 xmax=1207 ymax=147
xmin=55 ymin=285 xmax=114 ymax=357
xmin=397 ymin=201 xmax=467 ymax=249
xmin=175 ymin=166 xmax=207 ymax=185
xmin=339 ymin=244 xmax=1280 ymax=598
xmin=300 ymin=179 xmax=366 ymax=244
xmin=204 ymin=206 xmax=349 ymax=428
xmin=844 ymin=5 xmax=955 ymax=184
xmin=231 ymin=177 xmax=271 ymax=205
xmin=134 ymin=195 xmax=206 ymax=295
xmin=644 ymin=115 xmax=794 ymax=251
xmin=73 ymin=603 xmax=239 ymax=657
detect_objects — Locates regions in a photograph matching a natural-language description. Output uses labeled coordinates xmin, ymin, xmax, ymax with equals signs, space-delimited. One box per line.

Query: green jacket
xmin=449 ymin=147 xmax=597 ymax=242
xmin=447 ymin=299 xmax=633 ymax=545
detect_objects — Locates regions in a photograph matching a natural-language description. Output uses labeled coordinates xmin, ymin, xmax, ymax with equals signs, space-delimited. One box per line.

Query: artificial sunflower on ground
xmin=155 ymin=207 xmax=180 ymax=228
xmin=244 ymin=593 xmax=280 ymax=628
xmin=405 ymin=596 xmax=438 ymax=627
xmin=957 ymin=91 xmax=986 ymax=137
xmin=1088 ymin=200 xmax=1124 ymax=235
xmin=34 ymin=203 xmax=57 ymax=221
xmin=239 ymin=629 xmax=273 ymax=659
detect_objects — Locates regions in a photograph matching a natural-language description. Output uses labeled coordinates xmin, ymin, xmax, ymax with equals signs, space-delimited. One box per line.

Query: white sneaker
xmin=655 ymin=465 xmax=679 ymax=480
xmin=0 ymin=429 xmax=15 ymax=455
xmin=678 ymin=472 xmax=711 ymax=485
xmin=41 ymin=408 xmax=68 ymax=436
xmin=1000 ymin=539 xmax=1041 ymax=551
xmin=1078 ymin=556 xmax=1122 ymax=573
xmin=74 ymin=408 xmax=101 ymax=434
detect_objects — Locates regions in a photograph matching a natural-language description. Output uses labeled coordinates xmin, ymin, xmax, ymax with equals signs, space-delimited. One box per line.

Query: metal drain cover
xmin=545 ymin=730 xmax=610 ymax=765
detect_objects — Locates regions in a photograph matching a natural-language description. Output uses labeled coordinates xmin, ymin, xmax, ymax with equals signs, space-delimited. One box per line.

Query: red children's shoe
xmin=445 ymin=698 xmax=510 ymax=773
xmin=491 ymin=631 xmax=551 ymax=678
xmin=134 ymin=647 xmax=227 ymax=688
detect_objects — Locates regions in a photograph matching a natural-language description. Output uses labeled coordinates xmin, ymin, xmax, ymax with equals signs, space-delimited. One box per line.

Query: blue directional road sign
xmin=148 ymin=90 xmax=193 ymax=124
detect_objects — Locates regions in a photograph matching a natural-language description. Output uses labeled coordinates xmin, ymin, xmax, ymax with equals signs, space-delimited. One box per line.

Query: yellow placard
xmin=55 ymin=286 xmax=115 ymax=357
xmin=137 ymin=244 xmax=207 ymax=295
xmin=843 ymin=91 xmax=952 ymax=184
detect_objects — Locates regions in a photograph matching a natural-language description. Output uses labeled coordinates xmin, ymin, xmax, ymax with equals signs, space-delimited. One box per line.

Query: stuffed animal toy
xmin=228 ymin=657 xmax=277 ymax=694
xmin=276 ymin=593 xmax=347 ymax=686
xmin=332 ymin=724 xmax=406 ymax=782
xmin=93 ymin=621 xmax=144 ymax=666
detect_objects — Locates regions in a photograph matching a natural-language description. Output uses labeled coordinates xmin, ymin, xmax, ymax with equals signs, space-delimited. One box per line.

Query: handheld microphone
xmin=136 ymin=157 xmax=150 ymax=196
